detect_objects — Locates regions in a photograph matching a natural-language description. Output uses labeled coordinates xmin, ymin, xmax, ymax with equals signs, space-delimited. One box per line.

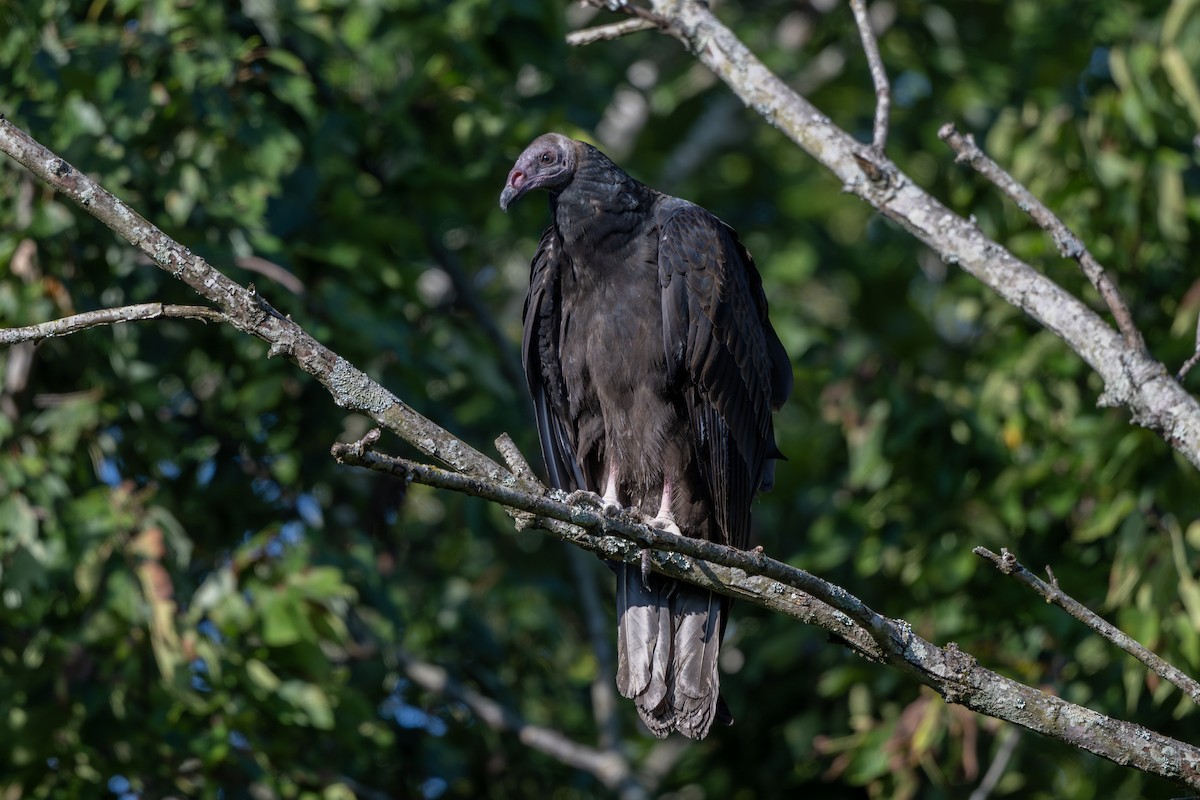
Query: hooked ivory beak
xmin=499 ymin=168 xmax=527 ymax=211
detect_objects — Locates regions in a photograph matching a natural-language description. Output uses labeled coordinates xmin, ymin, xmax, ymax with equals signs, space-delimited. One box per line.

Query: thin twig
xmin=0 ymin=303 xmax=225 ymax=346
xmin=849 ymin=0 xmax=890 ymax=151
xmin=1179 ymin=312 xmax=1200 ymax=381
xmin=495 ymin=432 xmax=538 ymax=483
xmin=579 ymin=1 xmax=669 ymax=32
xmin=568 ymin=17 xmax=656 ymax=46
xmin=969 ymin=725 xmax=1021 ymax=800
xmin=607 ymin=0 xmax=668 ymax=28
xmin=1181 ymin=351 xmax=1200 ymax=382
xmin=974 ymin=546 xmax=1200 ymax=705
xmin=938 ymin=123 xmax=1146 ymax=353
xmin=398 ymin=650 xmax=645 ymax=796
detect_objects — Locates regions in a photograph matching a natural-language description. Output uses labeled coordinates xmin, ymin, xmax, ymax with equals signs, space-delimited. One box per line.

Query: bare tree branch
xmin=974 ymin=546 xmax=1200 ymax=706
xmin=0 ymin=115 xmax=506 ymax=481
xmin=331 ymin=439 xmax=891 ymax=648
xmin=938 ymin=123 xmax=1146 ymax=353
xmin=0 ymin=303 xmax=225 ymax=345
xmin=332 ymin=438 xmax=1200 ymax=790
xmin=599 ymin=1 xmax=667 ymax=30
xmin=568 ymin=17 xmax=656 ymax=46
xmin=849 ymin=0 xmax=890 ymax=151
xmin=1182 ymin=351 xmax=1200 ymax=382
xmin=398 ymin=650 xmax=646 ymax=797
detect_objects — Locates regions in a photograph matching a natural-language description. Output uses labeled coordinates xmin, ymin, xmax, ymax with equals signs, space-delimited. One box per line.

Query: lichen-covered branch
xmin=0 ymin=303 xmax=224 ymax=345
xmin=567 ymin=17 xmax=656 ymax=46
xmin=0 ymin=115 xmax=503 ymax=481
xmin=849 ymin=0 xmax=890 ymax=151
xmin=330 ymin=440 xmax=891 ymax=652
xmin=332 ymin=439 xmax=1200 ymax=790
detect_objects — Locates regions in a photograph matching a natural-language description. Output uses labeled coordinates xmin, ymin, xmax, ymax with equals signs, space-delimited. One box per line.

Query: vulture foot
xmin=640 ymin=512 xmax=683 ymax=588
xmin=565 ymin=489 xmax=623 ymax=517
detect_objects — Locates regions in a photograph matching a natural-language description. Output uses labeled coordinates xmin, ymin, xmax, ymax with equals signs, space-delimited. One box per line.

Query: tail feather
xmin=671 ymin=588 xmax=722 ymax=739
xmin=616 ymin=564 xmax=674 ymax=736
xmin=615 ymin=563 xmax=726 ymax=740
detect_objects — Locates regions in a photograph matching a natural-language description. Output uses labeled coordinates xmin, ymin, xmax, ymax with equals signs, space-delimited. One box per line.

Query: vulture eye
xmin=540 ymin=152 xmax=554 ymax=164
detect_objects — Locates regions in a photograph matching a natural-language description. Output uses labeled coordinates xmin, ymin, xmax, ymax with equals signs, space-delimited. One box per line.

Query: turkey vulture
xmin=500 ymin=133 xmax=792 ymax=740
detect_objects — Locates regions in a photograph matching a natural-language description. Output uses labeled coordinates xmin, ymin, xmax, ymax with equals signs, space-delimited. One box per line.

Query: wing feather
xmin=658 ymin=202 xmax=792 ymax=548
xmin=522 ymin=226 xmax=585 ymax=491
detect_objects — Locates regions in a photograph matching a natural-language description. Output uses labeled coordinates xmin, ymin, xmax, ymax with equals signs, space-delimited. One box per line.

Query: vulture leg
xmin=642 ymin=480 xmax=682 ymax=588
xmin=600 ymin=463 xmax=622 ymax=514
xmin=566 ymin=464 xmax=623 ymax=516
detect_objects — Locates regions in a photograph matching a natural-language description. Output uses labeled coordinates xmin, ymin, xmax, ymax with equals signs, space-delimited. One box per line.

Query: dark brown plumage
xmin=501 ymin=133 xmax=791 ymax=739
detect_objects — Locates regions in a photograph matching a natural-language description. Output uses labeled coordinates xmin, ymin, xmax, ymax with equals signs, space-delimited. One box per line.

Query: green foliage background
xmin=1 ymin=0 xmax=1199 ymax=797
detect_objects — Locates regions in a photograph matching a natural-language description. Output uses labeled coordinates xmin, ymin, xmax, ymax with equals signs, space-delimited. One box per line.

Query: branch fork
xmin=975 ymin=546 xmax=1200 ymax=706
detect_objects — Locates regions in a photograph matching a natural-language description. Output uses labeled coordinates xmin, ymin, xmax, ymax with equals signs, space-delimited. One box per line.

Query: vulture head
xmin=499 ymin=133 xmax=577 ymax=211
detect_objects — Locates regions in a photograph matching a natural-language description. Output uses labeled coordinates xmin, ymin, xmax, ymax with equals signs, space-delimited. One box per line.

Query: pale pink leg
xmin=600 ymin=464 xmax=621 ymax=512
xmin=642 ymin=481 xmax=682 ymax=586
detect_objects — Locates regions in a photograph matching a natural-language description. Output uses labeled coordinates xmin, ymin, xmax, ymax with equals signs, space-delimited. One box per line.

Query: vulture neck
xmin=549 ymin=150 xmax=656 ymax=254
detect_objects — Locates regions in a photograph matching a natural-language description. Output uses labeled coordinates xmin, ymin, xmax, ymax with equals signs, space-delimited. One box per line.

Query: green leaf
xmin=246 ymin=658 xmax=282 ymax=693
xmin=258 ymin=588 xmax=315 ymax=647
xmin=278 ymin=680 xmax=335 ymax=730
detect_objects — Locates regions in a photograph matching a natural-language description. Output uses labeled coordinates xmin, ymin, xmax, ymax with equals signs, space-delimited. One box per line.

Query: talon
xmin=564 ymin=488 xmax=623 ymax=517
xmin=566 ymin=489 xmax=605 ymax=508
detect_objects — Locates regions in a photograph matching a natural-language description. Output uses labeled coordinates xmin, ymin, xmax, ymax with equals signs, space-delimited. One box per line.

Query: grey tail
xmin=614 ymin=563 xmax=729 ymax=739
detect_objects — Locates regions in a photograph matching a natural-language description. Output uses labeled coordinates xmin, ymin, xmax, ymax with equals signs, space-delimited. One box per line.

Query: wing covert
xmin=522 ymin=226 xmax=586 ymax=492
xmin=657 ymin=202 xmax=791 ymax=547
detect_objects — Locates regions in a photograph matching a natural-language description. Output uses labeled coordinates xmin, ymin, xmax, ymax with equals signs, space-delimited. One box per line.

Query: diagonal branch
xmin=975 ymin=546 xmax=1200 ymax=705
xmin=849 ymin=0 xmax=890 ymax=151
xmin=568 ymin=17 xmax=656 ymax=47
xmin=331 ymin=438 xmax=1200 ymax=791
xmin=0 ymin=115 xmax=506 ymax=481
xmin=0 ymin=303 xmax=225 ymax=345
xmin=938 ymin=124 xmax=1146 ymax=353
xmin=330 ymin=438 xmax=894 ymax=649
